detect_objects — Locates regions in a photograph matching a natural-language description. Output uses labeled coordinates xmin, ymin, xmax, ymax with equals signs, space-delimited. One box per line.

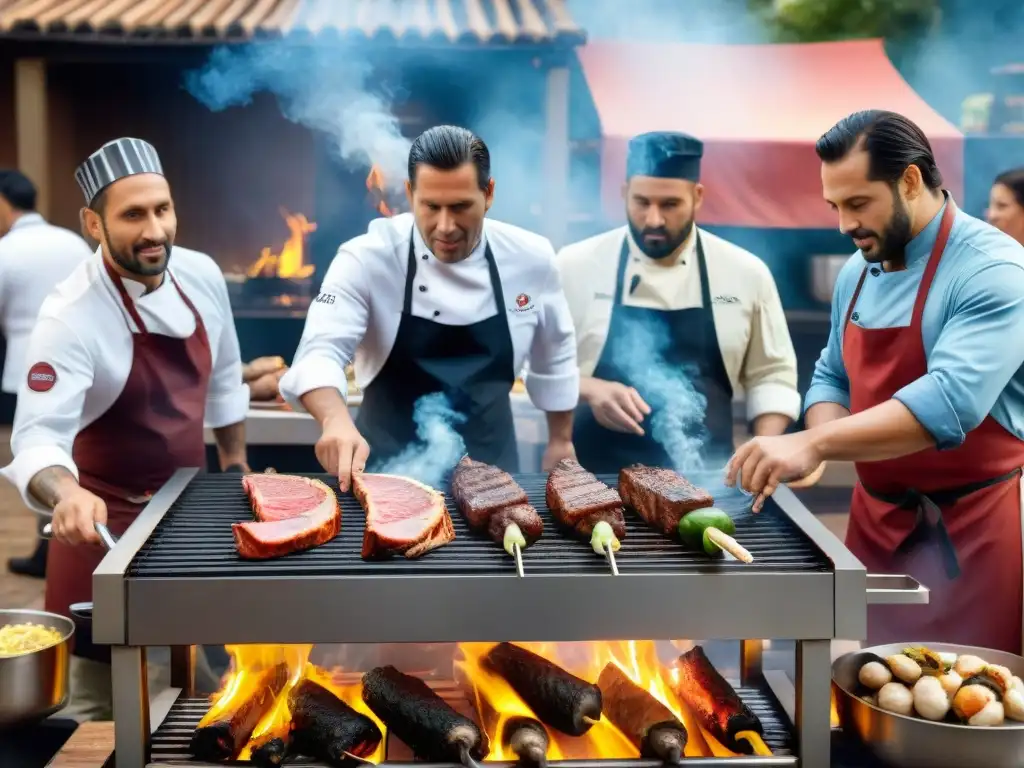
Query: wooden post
xmin=14 ymin=58 xmax=48 ymax=218
xmin=543 ymin=64 xmax=570 ymax=249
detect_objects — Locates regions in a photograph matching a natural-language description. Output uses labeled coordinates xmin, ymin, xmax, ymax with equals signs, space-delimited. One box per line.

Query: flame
xmin=205 ymin=644 xmax=386 ymax=763
xmin=830 ymin=686 xmax=840 ymax=728
xmin=366 ymin=164 xmax=396 ymax=217
xmin=247 ymin=210 xmax=317 ymax=279
xmin=455 ymin=641 xmax=741 ymax=760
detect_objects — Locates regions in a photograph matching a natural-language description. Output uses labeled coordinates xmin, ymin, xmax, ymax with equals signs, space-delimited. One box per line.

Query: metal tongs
xmin=40 ymin=521 xmax=119 ymax=620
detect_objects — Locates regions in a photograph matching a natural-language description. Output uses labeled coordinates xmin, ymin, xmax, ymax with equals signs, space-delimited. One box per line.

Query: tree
xmin=748 ymin=0 xmax=942 ymax=43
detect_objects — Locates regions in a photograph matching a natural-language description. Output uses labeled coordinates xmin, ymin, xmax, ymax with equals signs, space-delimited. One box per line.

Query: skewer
xmin=604 ymin=542 xmax=620 ymax=576
xmin=582 ymin=715 xmax=601 ymax=726
xmin=460 ymin=745 xmax=484 ymax=768
xmin=512 ymin=541 xmax=525 ymax=578
xmin=735 ymin=731 xmax=772 ymax=756
xmin=705 ymin=527 xmax=754 ymax=564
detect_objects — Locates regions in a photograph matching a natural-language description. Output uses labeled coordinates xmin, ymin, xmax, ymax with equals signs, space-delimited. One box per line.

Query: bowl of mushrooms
xmin=833 ymin=642 xmax=1024 ymax=768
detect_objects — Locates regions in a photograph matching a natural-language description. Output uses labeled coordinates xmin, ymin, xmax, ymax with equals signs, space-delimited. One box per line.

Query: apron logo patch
xmin=27 ymin=362 xmax=57 ymax=393
xmin=512 ymin=293 xmax=535 ymax=312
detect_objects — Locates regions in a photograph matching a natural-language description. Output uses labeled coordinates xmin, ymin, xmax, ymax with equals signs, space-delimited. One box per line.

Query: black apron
xmin=356 ymin=230 xmax=520 ymax=473
xmin=573 ymin=233 xmax=734 ymax=473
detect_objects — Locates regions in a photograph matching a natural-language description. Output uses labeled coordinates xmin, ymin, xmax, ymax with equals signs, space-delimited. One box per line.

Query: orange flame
xmin=247 ymin=210 xmax=317 ymax=279
xmin=366 ymin=164 xmax=396 ymax=217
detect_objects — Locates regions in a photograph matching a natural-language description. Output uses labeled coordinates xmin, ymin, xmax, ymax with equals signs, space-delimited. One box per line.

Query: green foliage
xmin=748 ymin=0 xmax=942 ymax=42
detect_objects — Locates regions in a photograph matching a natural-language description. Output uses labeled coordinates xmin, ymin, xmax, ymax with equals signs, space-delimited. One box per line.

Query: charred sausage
xmin=502 ymin=716 xmax=550 ymax=768
xmin=482 ymin=642 xmax=602 ymax=736
xmin=362 ymin=665 xmax=489 ymax=764
xmin=672 ymin=646 xmax=762 ymax=753
xmin=596 ymin=663 xmax=687 ymax=763
xmin=289 ymin=679 xmax=383 ymax=765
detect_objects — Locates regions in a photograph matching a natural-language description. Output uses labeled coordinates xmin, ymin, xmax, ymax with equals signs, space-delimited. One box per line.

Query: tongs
xmin=40 ymin=521 xmax=119 ymax=620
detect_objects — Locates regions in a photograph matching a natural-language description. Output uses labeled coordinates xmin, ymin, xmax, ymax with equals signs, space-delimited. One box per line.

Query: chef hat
xmin=626 ymin=131 xmax=703 ymax=182
xmin=75 ymin=137 xmax=163 ymax=205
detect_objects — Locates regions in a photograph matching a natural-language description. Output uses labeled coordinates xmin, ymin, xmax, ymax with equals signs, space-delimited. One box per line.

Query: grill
xmin=91 ymin=468 xmax=926 ymax=768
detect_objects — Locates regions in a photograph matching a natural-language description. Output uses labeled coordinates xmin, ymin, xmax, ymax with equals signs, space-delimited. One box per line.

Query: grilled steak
xmin=234 ymin=475 xmax=340 ymax=559
xmin=618 ymin=465 xmax=713 ymax=535
xmin=450 ymin=457 xmax=543 ymax=547
xmin=354 ymin=473 xmax=454 ymax=559
xmin=546 ymin=458 xmax=626 ymax=540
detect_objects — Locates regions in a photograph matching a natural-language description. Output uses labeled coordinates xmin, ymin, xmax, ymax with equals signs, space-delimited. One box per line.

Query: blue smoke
xmin=377 ymin=392 xmax=467 ymax=489
xmin=609 ymin=314 xmax=709 ymax=473
xmin=184 ymin=40 xmax=411 ymax=192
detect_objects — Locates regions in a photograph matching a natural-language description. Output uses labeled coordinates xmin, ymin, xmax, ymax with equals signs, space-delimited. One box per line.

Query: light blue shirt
xmin=804 ymin=200 xmax=1024 ymax=450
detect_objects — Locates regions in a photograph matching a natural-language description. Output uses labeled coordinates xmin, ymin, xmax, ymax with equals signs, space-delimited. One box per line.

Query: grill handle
xmin=41 ymin=522 xmax=119 ymax=622
xmin=865 ymin=573 xmax=930 ymax=605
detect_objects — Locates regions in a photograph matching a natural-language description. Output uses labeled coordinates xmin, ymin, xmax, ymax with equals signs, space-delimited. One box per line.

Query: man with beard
xmin=557 ymin=131 xmax=799 ymax=472
xmin=1 ymin=137 xmax=251 ymax=718
xmin=726 ymin=110 xmax=1024 ymax=654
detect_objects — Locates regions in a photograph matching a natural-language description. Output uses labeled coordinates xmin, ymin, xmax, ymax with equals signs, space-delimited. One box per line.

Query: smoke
xmin=184 ymin=40 xmax=410 ymax=193
xmin=376 ymin=393 xmax=467 ymax=489
xmin=609 ymin=314 xmax=709 ymax=473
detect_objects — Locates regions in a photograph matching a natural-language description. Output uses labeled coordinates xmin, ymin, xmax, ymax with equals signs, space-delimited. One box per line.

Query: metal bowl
xmin=833 ymin=642 xmax=1024 ymax=768
xmin=0 ymin=608 xmax=74 ymax=728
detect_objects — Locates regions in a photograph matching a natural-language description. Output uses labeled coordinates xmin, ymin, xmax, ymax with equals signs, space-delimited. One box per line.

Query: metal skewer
xmin=512 ymin=541 xmax=525 ymax=578
xmin=604 ymin=542 xmax=619 ymax=576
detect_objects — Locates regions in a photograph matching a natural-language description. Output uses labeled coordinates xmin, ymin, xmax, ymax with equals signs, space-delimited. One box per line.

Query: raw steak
xmin=354 ymin=473 xmax=454 ymax=559
xmin=546 ymin=458 xmax=626 ymax=540
xmin=450 ymin=457 xmax=543 ymax=547
xmin=233 ymin=475 xmax=340 ymax=559
xmin=618 ymin=465 xmax=713 ymax=535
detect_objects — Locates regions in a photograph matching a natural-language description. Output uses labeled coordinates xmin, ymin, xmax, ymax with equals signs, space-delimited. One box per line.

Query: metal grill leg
xmin=740 ymin=639 xmax=764 ymax=685
xmin=170 ymin=645 xmax=196 ymax=695
xmin=111 ymin=646 xmax=151 ymax=768
xmin=795 ymin=639 xmax=831 ymax=768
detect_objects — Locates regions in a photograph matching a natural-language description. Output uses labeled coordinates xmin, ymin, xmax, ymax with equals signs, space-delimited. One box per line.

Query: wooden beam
xmin=14 ymin=58 xmax=48 ymax=217
xmin=542 ymin=65 xmax=570 ymax=248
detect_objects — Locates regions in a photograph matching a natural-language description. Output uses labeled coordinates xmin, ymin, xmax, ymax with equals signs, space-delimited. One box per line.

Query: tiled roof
xmin=0 ymin=0 xmax=585 ymax=45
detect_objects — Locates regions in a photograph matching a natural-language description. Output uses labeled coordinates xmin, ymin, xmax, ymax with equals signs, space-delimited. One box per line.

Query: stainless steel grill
xmin=91 ymin=468 xmax=927 ymax=768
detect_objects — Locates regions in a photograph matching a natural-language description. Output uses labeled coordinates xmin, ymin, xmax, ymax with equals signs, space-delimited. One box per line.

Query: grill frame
xmin=94 ymin=469 xmax=866 ymax=647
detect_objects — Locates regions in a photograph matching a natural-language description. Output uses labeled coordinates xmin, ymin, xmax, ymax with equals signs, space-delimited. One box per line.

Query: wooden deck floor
xmin=0 ymin=426 xmax=46 ymax=610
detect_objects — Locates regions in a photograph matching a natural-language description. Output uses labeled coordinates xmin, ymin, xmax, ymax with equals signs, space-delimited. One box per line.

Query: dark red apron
xmin=844 ymin=202 xmax=1024 ymax=654
xmin=45 ymin=259 xmax=212 ymax=661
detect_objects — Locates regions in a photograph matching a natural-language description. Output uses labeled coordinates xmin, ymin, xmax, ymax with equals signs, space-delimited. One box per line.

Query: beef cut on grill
xmin=546 ymin=459 xmax=626 ymax=541
xmin=450 ymin=457 xmax=543 ymax=553
xmin=618 ymin=465 xmax=714 ymax=536
xmin=233 ymin=475 xmax=341 ymax=560
xmin=354 ymin=473 xmax=455 ymax=559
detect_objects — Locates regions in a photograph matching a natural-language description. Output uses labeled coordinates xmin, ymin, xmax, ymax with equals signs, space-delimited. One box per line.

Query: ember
xmin=247 ymin=210 xmax=317 ymax=280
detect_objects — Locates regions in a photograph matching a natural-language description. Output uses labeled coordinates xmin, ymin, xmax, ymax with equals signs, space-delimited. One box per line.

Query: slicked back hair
xmin=407 ymin=125 xmax=490 ymax=191
xmin=0 ymin=169 xmax=37 ymax=211
xmin=995 ymin=167 xmax=1024 ymax=208
xmin=816 ymin=110 xmax=943 ymax=190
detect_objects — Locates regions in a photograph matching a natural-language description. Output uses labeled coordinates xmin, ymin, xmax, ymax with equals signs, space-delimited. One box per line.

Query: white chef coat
xmin=0 ymin=213 xmax=93 ymax=393
xmin=1 ymin=245 xmax=250 ymax=513
xmin=556 ymin=226 xmax=801 ymax=423
xmin=279 ymin=212 xmax=580 ymax=413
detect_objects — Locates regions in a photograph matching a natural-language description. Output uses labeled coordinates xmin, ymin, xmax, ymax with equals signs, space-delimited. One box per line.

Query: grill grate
xmin=149 ymin=683 xmax=793 ymax=765
xmin=128 ymin=472 xmax=830 ymax=578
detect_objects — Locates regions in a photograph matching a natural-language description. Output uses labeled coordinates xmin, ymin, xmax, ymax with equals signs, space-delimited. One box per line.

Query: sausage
xmin=289 ymin=679 xmax=383 ymax=765
xmin=361 ymin=665 xmax=489 ymax=764
xmin=672 ymin=646 xmax=762 ymax=753
xmin=482 ymin=642 xmax=602 ymax=736
xmin=502 ymin=716 xmax=550 ymax=768
xmin=596 ymin=663 xmax=687 ymax=763
xmin=189 ymin=663 xmax=290 ymax=761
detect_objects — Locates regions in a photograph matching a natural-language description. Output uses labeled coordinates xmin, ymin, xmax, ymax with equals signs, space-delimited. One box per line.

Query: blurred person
xmin=726 ymin=110 xmax=1024 ymax=654
xmin=280 ymin=125 xmax=579 ymax=487
xmin=987 ymin=167 xmax=1024 ymax=245
xmin=556 ymin=131 xmax=799 ymax=472
xmin=0 ymin=170 xmax=93 ymax=578
xmin=0 ymin=137 xmax=252 ymax=719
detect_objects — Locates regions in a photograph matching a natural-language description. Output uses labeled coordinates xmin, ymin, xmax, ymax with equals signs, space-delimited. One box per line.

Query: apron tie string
xmin=863 ymin=467 xmax=1022 ymax=581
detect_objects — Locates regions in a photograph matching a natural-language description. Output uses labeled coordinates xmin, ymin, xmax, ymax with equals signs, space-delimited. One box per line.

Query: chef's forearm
xmin=28 ymin=466 xmax=80 ymax=509
xmin=752 ymin=413 xmax=791 ymax=437
xmin=213 ymin=421 xmax=247 ymax=470
xmin=301 ymin=387 xmax=352 ymax=426
xmin=804 ymin=401 xmax=851 ymax=429
xmin=809 ymin=399 xmax=933 ymax=462
xmin=546 ymin=410 xmax=573 ymax=443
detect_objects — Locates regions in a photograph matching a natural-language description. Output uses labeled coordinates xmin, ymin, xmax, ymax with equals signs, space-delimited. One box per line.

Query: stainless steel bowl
xmin=0 ymin=608 xmax=74 ymax=728
xmin=833 ymin=642 xmax=1024 ymax=768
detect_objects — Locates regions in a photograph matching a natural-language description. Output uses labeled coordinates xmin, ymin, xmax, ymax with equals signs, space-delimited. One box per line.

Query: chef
xmin=726 ymin=110 xmax=1024 ymax=654
xmin=0 ymin=169 xmax=92 ymax=578
xmin=557 ymin=131 xmax=800 ymax=472
xmin=0 ymin=137 xmax=251 ymax=719
xmin=279 ymin=125 xmax=579 ymax=486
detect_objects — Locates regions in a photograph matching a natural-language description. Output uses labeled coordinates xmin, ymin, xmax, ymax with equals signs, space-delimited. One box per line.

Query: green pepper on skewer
xmin=677 ymin=507 xmax=753 ymax=563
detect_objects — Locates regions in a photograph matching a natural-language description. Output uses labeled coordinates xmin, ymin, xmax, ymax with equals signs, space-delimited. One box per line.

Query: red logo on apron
xmin=516 ymin=293 xmax=530 ymax=308
xmin=27 ymin=362 xmax=57 ymax=392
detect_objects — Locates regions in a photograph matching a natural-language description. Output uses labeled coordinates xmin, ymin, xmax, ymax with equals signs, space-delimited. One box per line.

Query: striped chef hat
xmin=75 ymin=137 xmax=163 ymax=205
